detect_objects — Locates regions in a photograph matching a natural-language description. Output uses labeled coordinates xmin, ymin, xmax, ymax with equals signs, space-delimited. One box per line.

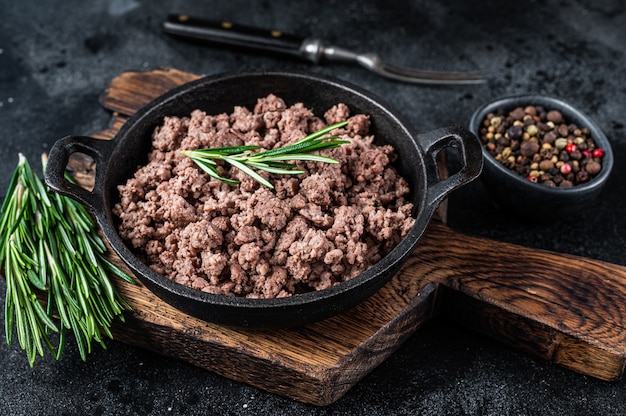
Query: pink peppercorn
xmin=592 ymin=148 xmax=605 ymax=158
xmin=560 ymin=163 xmax=572 ymax=175
xmin=565 ymin=143 xmax=577 ymax=153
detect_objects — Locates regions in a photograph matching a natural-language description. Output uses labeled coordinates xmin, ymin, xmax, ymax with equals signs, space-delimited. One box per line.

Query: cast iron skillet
xmin=45 ymin=71 xmax=483 ymax=328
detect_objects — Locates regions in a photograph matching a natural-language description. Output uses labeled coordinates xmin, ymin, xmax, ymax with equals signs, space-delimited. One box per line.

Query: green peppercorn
xmin=555 ymin=138 xmax=568 ymax=149
xmin=490 ymin=116 xmax=502 ymax=127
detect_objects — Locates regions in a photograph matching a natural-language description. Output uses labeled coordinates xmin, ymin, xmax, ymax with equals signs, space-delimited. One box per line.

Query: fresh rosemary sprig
xmin=0 ymin=153 xmax=135 ymax=366
xmin=181 ymin=120 xmax=350 ymax=188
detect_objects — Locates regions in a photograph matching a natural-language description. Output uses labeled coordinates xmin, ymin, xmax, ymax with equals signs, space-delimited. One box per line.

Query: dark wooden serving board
xmin=67 ymin=68 xmax=626 ymax=406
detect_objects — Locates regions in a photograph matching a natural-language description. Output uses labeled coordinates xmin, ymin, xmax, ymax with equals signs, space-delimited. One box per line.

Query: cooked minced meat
xmin=113 ymin=94 xmax=415 ymax=298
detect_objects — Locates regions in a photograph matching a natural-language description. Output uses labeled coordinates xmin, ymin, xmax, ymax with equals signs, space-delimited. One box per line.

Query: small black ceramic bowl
xmin=469 ymin=94 xmax=613 ymax=219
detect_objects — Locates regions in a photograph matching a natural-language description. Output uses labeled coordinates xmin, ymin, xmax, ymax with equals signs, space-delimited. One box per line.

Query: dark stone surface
xmin=1 ymin=0 xmax=626 ymax=414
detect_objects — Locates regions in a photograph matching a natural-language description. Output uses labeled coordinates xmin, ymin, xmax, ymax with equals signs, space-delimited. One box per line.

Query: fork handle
xmin=163 ymin=14 xmax=318 ymax=62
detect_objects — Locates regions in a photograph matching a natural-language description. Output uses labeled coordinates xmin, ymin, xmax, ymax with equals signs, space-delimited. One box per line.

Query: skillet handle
xmin=419 ymin=126 xmax=483 ymax=208
xmin=44 ymin=135 xmax=115 ymax=216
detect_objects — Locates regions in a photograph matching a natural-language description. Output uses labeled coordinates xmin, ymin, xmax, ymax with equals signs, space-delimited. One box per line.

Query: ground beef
xmin=113 ymin=94 xmax=416 ymax=298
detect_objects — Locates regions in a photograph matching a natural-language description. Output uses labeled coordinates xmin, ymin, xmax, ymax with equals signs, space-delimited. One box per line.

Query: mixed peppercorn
xmin=479 ymin=105 xmax=605 ymax=187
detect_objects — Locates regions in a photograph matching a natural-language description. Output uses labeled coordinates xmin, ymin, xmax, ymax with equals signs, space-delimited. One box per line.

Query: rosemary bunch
xmin=182 ymin=120 xmax=349 ymax=188
xmin=0 ymin=153 xmax=134 ymax=366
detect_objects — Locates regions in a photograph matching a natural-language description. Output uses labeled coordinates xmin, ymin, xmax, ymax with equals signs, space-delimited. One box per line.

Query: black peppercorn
xmin=576 ymin=170 xmax=590 ymax=183
xmin=543 ymin=131 xmax=557 ymax=144
xmin=547 ymin=110 xmax=564 ymax=124
xmin=520 ymin=140 xmax=539 ymax=157
xmin=510 ymin=107 xmax=525 ymax=120
xmin=507 ymin=125 xmax=523 ymax=140
xmin=570 ymin=150 xmax=582 ymax=160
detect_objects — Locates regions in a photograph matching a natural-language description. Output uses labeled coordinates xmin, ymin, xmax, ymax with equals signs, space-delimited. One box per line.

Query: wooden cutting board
xmin=68 ymin=67 xmax=626 ymax=406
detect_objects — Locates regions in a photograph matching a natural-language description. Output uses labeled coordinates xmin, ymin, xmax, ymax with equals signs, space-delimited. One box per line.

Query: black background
xmin=2 ymin=0 xmax=626 ymax=414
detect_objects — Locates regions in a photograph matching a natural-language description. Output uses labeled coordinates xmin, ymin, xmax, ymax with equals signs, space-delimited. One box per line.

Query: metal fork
xmin=163 ymin=14 xmax=487 ymax=85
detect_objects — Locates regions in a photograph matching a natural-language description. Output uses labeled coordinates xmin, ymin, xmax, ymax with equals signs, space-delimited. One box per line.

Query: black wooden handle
xmin=163 ymin=14 xmax=306 ymax=60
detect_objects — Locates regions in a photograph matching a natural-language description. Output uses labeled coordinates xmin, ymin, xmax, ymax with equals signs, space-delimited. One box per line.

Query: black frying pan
xmin=45 ymin=72 xmax=482 ymax=328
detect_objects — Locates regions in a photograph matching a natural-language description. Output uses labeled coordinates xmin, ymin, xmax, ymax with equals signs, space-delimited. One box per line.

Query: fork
xmin=163 ymin=14 xmax=487 ymax=85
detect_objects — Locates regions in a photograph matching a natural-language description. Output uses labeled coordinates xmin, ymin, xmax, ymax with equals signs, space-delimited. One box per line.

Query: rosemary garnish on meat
xmin=181 ymin=121 xmax=349 ymax=188
xmin=0 ymin=153 xmax=135 ymax=366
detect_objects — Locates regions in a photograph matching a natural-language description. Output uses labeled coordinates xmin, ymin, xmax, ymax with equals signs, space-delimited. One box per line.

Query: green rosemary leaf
xmin=4 ymin=264 xmax=15 ymax=345
xmin=41 ymin=327 xmax=57 ymax=357
xmin=76 ymin=291 xmax=93 ymax=334
xmin=293 ymin=121 xmax=348 ymax=143
xmin=56 ymin=225 xmax=77 ymax=257
xmin=64 ymin=201 xmax=91 ymax=233
xmin=49 ymin=274 xmax=70 ymax=329
xmin=95 ymin=265 xmax=116 ymax=306
xmin=101 ymin=258 xmax=136 ymax=284
xmin=180 ymin=151 xmax=217 ymax=164
xmin=246 ymin=161 xmax=304 ymax=176
xmin=13 ymin=306 xmax=26 ymax=349
xmin=250 ymin=141 xmax=310 ymax=158
xmin=55 ymin=327 xmax=66 ymax=360
xmin=2 ymin=205 xmax=27 ymax=245
xmin=100 ymin=294 xmax=119 ymax=325
xmin=26 ymin=269 xmax=45 ymax=291
xmin=8 ymin=244 xmax=27 ymax=269
xmin=80 ymin=232 xmax=100 ymax=269
xmin=184 ymin=145 xmax=259 ymax=156
xmin=22 ymin=299 xmax=44 ymax=360
xmin=67 ymin=310 xmax=87 ymax=361
xmin=30 ymin=296 xmax=58 ymax=332
xmin=0 ymin=161 xmax=21 ymax=214
xmin=10 ymin=266 xmax=29 ymax=348
xmin=37 ymin=239 xmax=47 ymax=287
xmin=225 ymin=158 xmax=274 ymax=188
xmin=76 ymin=267 xmax=92 ymax=298
xmin=260 ymin=154 xmax=340 ymax=164
xmin=99 ymin=320 xmax=114 ymax=340
xmin=255 ymin=160 xmax=298 ymax=169
xmin=192 ymin=158 xmax=239 ymax=185
xmin=88 ymin=288 xmax=112 ymax=323
xmin=86 ymin=232 xmax=107 ymax=255
xmin=291 ymin=138 xmax=350 ymax=153
xmin=32 ymin=173 xmax=52 ymax=209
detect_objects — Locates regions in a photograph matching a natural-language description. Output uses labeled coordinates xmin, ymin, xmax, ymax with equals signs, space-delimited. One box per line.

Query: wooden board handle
xmin=408 ymin=223 xmax=626 ymax=380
